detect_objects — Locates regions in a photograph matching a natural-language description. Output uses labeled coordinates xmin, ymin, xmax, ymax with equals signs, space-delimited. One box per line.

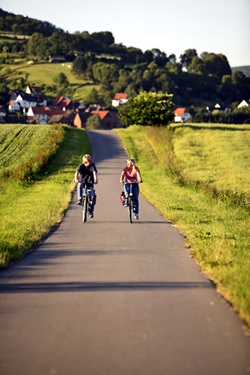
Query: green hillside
xmin=3 ymin=61 xmax=99 ymax=103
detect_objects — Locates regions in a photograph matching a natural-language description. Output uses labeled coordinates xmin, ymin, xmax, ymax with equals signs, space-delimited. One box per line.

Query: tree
xmin=127 ymin=47 xmax=144 ymax=64
xmin=53 ymin=72 xmax=69 ymax=88
xmin=91 ymin=31 xmax=115 ymax=48
xmin=27 ymin=32 xmax=45 ymax=55
xmin=143 ymin=50 xmax=154 ymax=64
xmin=220 ymin=75 xmax=236 ymax=102
xmin=84 ymin=88 xmax=100 ymax=105
xmin=86 ymin=114 xmax=101 ymax=129
xmin=118 ymin=91 xmax=174 ymax=126
xmin=151 ymin=48 xmax=168 ymax=67
xmin=72 ymin=56 xmax=88 ymax=78
xmin=201 ymin=52 xmax=231 ymax=79
xmin=232 ymin=70 xmax=250 ymax=100
xmin=180 ymin=49 xmax=197 ymax=69
xmin=92 ymin=62 xmax=119 ymax=89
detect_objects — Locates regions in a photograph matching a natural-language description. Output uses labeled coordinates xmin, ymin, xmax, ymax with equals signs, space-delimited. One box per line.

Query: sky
xmin=1 ymin=0 xmax=249 ymax=67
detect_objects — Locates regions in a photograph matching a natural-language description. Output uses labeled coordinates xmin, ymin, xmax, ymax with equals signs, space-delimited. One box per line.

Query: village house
xmin=8 ymin=100 xmax=21 ymax=113
xmin=26 ymin=106 xmax=68 ymax=124
xmin=91 ymin=110 xmax=121 ymax=129
xmin=54 ymin=96 xmax=74 ymax=111
xmin=15 ymin=93 xmax=38 ymax=109
xmin=48 ymin=110 xmax=76 ymax=126
xmin=26 ymin=106 xmax=51 ymax=123
xmin=25 ymin=85 xmax=47 ymax=106
xmin=48 ymin=55 xmax=66 ymax=63
xmin=237 ymin=99 xmax=250 ymax=108
xmin=8 ymin=87 xmax=47 ymax=114
xmin=85 ymin=104 xmax=103 ymax=112
xmin=174 ymin=108 xmax=192 ymax=123
xmin=112 ymin=93 xmax=128 ymax=107
xmin=73 ymin=112 xmax=92 ymax=129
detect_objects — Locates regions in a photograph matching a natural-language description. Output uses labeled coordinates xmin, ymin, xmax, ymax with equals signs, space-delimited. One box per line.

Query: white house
xmin=112 ymin=93 xmax=128 ymax=107
xmin=26 ymin=107 xmax=49 ymax=123
xmin=15 ymin=93 xmax=37 ymax=109
xmin=25 ymin=85 xmax=47 ymax=107
xmin=8 ymin=100 xmax=20 ymax=113
xmin=174 ymin=108 xmax=192 ymax=123
xmin=238 ymin=99 xmax=250 ymax=108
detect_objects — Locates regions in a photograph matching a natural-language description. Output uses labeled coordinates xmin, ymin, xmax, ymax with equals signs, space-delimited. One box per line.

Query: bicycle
xmin=81 ymin=183 xmax=93 ymax=223
xmin=124 ymin=182 xmax=138 ymax=223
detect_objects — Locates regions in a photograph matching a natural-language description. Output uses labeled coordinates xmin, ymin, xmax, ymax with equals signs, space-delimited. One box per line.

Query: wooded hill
xmin=0 ymin=7 xmax=250 ymax=111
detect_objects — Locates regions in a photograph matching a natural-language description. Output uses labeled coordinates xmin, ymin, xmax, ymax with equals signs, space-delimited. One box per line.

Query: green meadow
xmin=3 ymin=61 xmax=99 ymax=102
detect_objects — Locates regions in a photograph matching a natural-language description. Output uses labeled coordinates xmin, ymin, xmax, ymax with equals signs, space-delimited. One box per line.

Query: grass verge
xmin=0 ymin=126 xmax=91 ymax=266
xmin=115 ymin=124 xmax=250 ymax=327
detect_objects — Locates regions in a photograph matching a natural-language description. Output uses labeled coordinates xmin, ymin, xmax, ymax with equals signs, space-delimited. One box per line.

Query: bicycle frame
xmin=124 ymin=182 xmax=137 ymax=223
xmin=81 ymin=183 xmax=91 ymax=223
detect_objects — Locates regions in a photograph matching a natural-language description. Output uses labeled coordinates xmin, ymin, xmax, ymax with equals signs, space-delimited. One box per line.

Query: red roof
xmin=174 ymin=108 xmax=186 ymax=116
xmin=54 ymin=96 xmax=65 ymax=106
xmin=114 ymin=93 xmax=127 ymax=100
xmin=31 ymin=107 xmax=49 ymax=115
xmin=91 ymin=110 xmax=110 ymax=120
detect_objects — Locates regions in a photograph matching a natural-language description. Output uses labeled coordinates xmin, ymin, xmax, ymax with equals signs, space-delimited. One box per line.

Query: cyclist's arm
xmin=120 ymin=170 xmax=125 ymax=183
xmin=93 ymin=171 xmax=98 ymax=184
xmin=74 ymin=170 xmax=79 ymax=183
xmin=136 ymin=168 xmax=143 ymax=183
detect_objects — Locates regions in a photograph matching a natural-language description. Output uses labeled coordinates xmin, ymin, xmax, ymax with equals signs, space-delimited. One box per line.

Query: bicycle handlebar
xmin=122 ymin=181 xmax=143 ymax=184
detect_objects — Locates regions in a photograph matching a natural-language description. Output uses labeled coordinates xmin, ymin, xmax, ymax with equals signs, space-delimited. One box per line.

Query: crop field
xmin=0 ymin=124 xmax=64 ymax=180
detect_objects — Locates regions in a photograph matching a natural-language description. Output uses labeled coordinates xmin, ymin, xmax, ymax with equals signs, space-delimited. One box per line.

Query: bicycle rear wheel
xmin=82 ymin=196 xmax=88 ymax=223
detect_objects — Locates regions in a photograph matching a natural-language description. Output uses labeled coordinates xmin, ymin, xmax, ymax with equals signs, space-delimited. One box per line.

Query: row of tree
xmin=71 ymin=56 xmax=249 ymax=108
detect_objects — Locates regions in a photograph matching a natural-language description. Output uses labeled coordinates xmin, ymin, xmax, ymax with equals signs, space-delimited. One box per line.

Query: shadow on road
xmin=0 ymin=280 xmax=213 ymax=293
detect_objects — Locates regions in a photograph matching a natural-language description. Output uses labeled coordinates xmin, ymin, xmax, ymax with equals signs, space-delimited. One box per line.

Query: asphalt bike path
xmin=0 ymin=130 xmax=249 ymax=375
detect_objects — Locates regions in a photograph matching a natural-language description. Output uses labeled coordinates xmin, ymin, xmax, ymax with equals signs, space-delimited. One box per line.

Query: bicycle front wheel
xmin=129 ymin=197 xmax=133 ymax=223
xmin=82 ymin=197 xmax=88 ymax=223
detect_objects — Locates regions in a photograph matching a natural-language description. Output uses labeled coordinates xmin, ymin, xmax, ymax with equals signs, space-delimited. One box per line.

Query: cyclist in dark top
xmin=74 ymin=154 xmax=98 ymax=218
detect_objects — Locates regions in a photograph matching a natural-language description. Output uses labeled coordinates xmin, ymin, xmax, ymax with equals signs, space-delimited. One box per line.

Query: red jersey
xmin=123 ymin=166 xmax=140 ymax=183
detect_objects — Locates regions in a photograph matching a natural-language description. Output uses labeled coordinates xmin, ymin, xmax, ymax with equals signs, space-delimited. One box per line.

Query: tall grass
xmin=0 ymin=125 xmax=91 ymax=266
xmin=172 ymin=124 xmax=250 ymax=211
xmin=115 ymin=124 xmax=250 ymax=326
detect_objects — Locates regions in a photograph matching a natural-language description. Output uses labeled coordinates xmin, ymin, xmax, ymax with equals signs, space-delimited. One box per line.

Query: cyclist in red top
xmin=120 ymin=158 xmax=143 ymax=220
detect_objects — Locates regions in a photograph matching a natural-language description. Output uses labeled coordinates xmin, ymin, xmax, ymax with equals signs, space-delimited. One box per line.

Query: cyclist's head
xmin=127 ymin=158 xmax=135 ymax=165
xmin=127 ymin=158 xmax=136 ymax=167
xmin=83 ymin=154 xmax=92 ymax=165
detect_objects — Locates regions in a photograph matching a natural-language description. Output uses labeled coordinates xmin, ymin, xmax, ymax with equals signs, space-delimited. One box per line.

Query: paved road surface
xmin=0 ymin=130 xmax=249 ymax=375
